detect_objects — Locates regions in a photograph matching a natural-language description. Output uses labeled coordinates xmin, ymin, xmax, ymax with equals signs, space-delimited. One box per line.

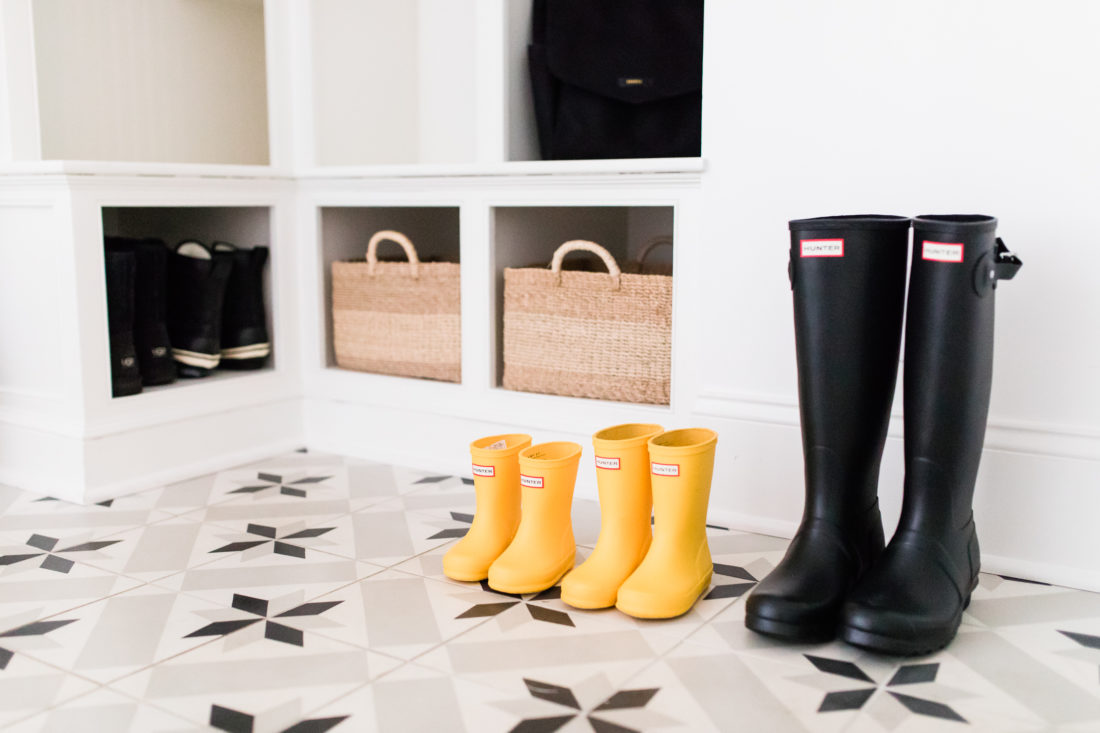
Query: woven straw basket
xmin=503 ymin=240 xmax=672 ymax=404
xmin=332 ymin=230 xmax=461 ymax=382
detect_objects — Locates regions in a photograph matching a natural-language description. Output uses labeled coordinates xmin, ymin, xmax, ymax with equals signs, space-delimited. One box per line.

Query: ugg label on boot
xmin=800 ymin=239 xmax=844 ymax=257
xmin=520 ymin=474 xmax=544 ymax=488
xmin=651 ymin=462 xmax=680 ymax=477
xmin=472 ymin=464 xmax=495 ymax=477
xmin=922 ymin=241 xmax=964 ymax=262
xmin=595 ymin=456 xmax=621 ymax=470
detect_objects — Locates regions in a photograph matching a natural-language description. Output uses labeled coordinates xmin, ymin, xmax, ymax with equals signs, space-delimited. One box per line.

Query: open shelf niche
xmin=101 ymin=206 xmax=275 ymax=398
xmin=32 ymin=1 xmax=269 ymax=165
xmin=491 ymin=204 xmax=675 ymax=402
xmin=319 ymin=206 xmax=462 ymax=374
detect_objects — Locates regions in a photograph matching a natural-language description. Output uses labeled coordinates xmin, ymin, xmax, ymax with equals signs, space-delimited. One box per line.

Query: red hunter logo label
xmin=595 ymin=456 xmax=620 ymax=470
xmin=651 ymin=462 xmax=680 ymax=477
xmin=800 ymin=239 xmax=844 ymax=257
xmin=520 ymin=475 xmax=544 ymax=488
xmin=471 ymin=464 xmax=495 ymax=478
xmin=922 ymin=241 xmax=964 ymax=263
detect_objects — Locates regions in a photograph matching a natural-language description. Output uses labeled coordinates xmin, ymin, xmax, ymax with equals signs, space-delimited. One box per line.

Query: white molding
xmin=296 ymin=157 xmax=705 ymax=180
xmin=695 ymin=388 xmax=1100 ymax=462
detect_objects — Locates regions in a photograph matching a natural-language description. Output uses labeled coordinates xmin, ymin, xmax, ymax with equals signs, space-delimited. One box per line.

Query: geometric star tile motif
xmin=455 ymin=581 xmax=574 ymax=628
xmin=185 ymin=592 xmax=342 ymax=648
xmin=209 ymin=522 xmax=338 ymax=560
xmin=493 ymin=674 xmax=670 ymax=733
xmin=0 ymin=533 xmax=121 ymax=574
xmin=226 ymin=472 xmax=334 ymax=500
xmin=3 ymin=450 xmax=1100 ymax=731
xmin=804 ymin=655 xmax=967 ymax=722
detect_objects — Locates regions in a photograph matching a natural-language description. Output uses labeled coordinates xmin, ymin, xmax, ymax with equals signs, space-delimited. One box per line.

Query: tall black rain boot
xmin=213 ymin=242 xmax=271 ymax=370
xmin=167 ymin=241 xmax=232 ymax=378
xmin=745 ymin=215 xmax=910 ymax=642
xmin=106 ymin=237 xmax=176 ymax=385
xmin=104 ymin=251 xmax=142 ymax=397
xmin=841 ymin=214 xmax=1022 ymax=655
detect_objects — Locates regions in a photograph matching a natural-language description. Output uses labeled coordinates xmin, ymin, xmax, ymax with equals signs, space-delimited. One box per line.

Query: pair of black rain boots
xmin=167 ymin=241 xmax=270 ymax=377
xmin=745 ymin=215 xmax=1022 ymax=655
xmin=104 ymin=238 xmax=176 ymax=397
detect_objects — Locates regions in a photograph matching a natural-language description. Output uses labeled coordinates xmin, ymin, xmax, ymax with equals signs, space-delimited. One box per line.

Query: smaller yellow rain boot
xmin=442 ymin=433 xmax=532 ymax=582
xmin=616 ymin=428 xmax=718 ymax=619
xmin=488 ymin=441 xmax=581 ymax=594
xmin=561 ymin=423 xmax=663 ymax=609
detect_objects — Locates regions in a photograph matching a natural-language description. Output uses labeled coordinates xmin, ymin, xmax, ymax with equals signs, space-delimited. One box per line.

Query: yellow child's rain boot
xmin=561 ymin=423 xmax=663 ymax=609
xmin=488 ymin=441 xmax=581 ymax=594
xmin=442 ymin=433 xmax=532 ymax=582
xmin=616 ymin=428 xmax=718 ymax=619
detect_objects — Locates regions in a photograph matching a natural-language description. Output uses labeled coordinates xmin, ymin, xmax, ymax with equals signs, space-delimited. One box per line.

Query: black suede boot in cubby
xmin=213 ymin=242 xmax=271 ymax=370
xmin=105 ymin=237 xmax=176 ymax=386
xmin=104 ymin=250 xmax=142 ymax=397
xmin=167 ymin=241 xmax=232 ymax=377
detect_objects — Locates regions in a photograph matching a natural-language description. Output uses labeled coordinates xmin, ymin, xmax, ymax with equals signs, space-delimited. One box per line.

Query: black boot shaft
xmin=789 ymin=215 xmax=910 ymax=521
xmin=167 ymin=249 xmax=232 ymax=357
xmin=841 ymin=214 xmax=1022 ymax=655
xmin=219 ymin=245 xmax=269 ymax=345
xmin=106 ymin=236 xmax=175 ymax=385
xmin=104 ymin=251 xmax=141 ymax=396
xmin=901 ymin=215 xmax=999 ymax=534
xmin=745 ymin=215 xmax=908 ymax=643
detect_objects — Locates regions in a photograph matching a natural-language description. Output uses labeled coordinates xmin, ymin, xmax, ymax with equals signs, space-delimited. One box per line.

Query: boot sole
xmin=488 ymin=561 xmax=573 ymax=596
xmin=839 ymin=624 xmax=953 ymax=656
xmin=839 ymin=586 xmax=975 ymax=656
xmin=172 ymin=348 xmax=221 ymax=370
xmin=745 ymin=613 xmax=836 ymax=643
xmin=616 ymin=570 xmax=713 ymax=619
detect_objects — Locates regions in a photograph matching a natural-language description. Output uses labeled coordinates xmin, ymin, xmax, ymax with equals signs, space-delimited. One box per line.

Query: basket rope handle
xmin=550 ymin=240 xmax=622 ymax=290
xmin=366 ymin=230 xmax=419 ymax=278
xmin=637 ymin=235 xmax=673 ymax=267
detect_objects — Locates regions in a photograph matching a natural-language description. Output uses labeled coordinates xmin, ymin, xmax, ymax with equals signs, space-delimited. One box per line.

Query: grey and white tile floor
xmin=1 ymin=449 xmax=1099 ymax=732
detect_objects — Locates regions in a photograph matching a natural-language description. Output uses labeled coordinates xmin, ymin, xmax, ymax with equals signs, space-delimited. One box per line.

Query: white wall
xmin=32 ymin=0 xmax=269 ymax=164
xmin=697 ymin=1 xmax=1100 ymax=586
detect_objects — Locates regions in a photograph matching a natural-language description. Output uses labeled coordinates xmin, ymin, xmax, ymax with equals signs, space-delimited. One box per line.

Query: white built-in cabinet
xmin=0 ymin=0 xmax=704 ymax=503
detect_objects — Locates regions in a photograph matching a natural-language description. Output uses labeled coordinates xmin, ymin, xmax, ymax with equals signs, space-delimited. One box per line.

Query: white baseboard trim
xmin=695 ymin=389 xmax=1100 ymax=462
xmin=81 ymin=438 xmax=305 ymax=505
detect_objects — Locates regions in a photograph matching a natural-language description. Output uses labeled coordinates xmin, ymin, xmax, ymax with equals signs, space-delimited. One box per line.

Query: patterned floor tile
xmin=151 ymin=551 xmax=380 ymax=608
xmin=0 ymin=650 xmax=97 ymax=728
xmin=0 ymin=548 xmax=141 ymax=622
xmin=7 ymin=686 xmax=195 ymax=732
xmin=108 ymin=622 xmax=402 ymax=729
xmin=413 ymin=588 xmax=666 ymax=695
xmin=302 ymin=663 xmax=514 ymax=733
xmin=1 ymin=584 xmax=234 ymax=684
xmin=312 ymin=498 xmax=476 ymax=568
xmin=2 ymin=451 xmax=1100 ymax=732
xmin=609 ymin=646 xmax=818 ymax=733
xmin=0 ymin=489 xmax=167 ymax=535
xmin=301 ymin=568 xmax=501 ymax=661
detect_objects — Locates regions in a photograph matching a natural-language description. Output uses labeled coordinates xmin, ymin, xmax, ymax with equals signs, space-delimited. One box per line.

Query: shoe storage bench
xmin=0 ymin=167 xmax=302 ymax=503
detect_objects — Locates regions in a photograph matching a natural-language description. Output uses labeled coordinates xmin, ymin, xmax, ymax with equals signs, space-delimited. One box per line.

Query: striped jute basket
xmin=332 ymin=230 xmax=461 ymax=382
xmin=503 ymin=240 xmax=672 ymax=404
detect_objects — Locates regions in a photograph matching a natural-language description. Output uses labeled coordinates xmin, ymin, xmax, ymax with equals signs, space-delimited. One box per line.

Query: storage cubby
xmin=31 ymin=0 xmax=269 ymax=164
xmin=490 ymin=204 xmax=675 ymax=392
xmin=319 ymin=206 xmax=461 ymax=370
xmin=101 ymin=206 xmax=275 ymax=397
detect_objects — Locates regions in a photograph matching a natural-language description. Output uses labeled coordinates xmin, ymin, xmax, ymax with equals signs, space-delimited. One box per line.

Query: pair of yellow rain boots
xmin=563 ymin=425 xmax=718 ymax=618
xmin=442 ymin=425 xmax=718 ymax=619
xmin=442 ymin=434 xmax=581 ymax=594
